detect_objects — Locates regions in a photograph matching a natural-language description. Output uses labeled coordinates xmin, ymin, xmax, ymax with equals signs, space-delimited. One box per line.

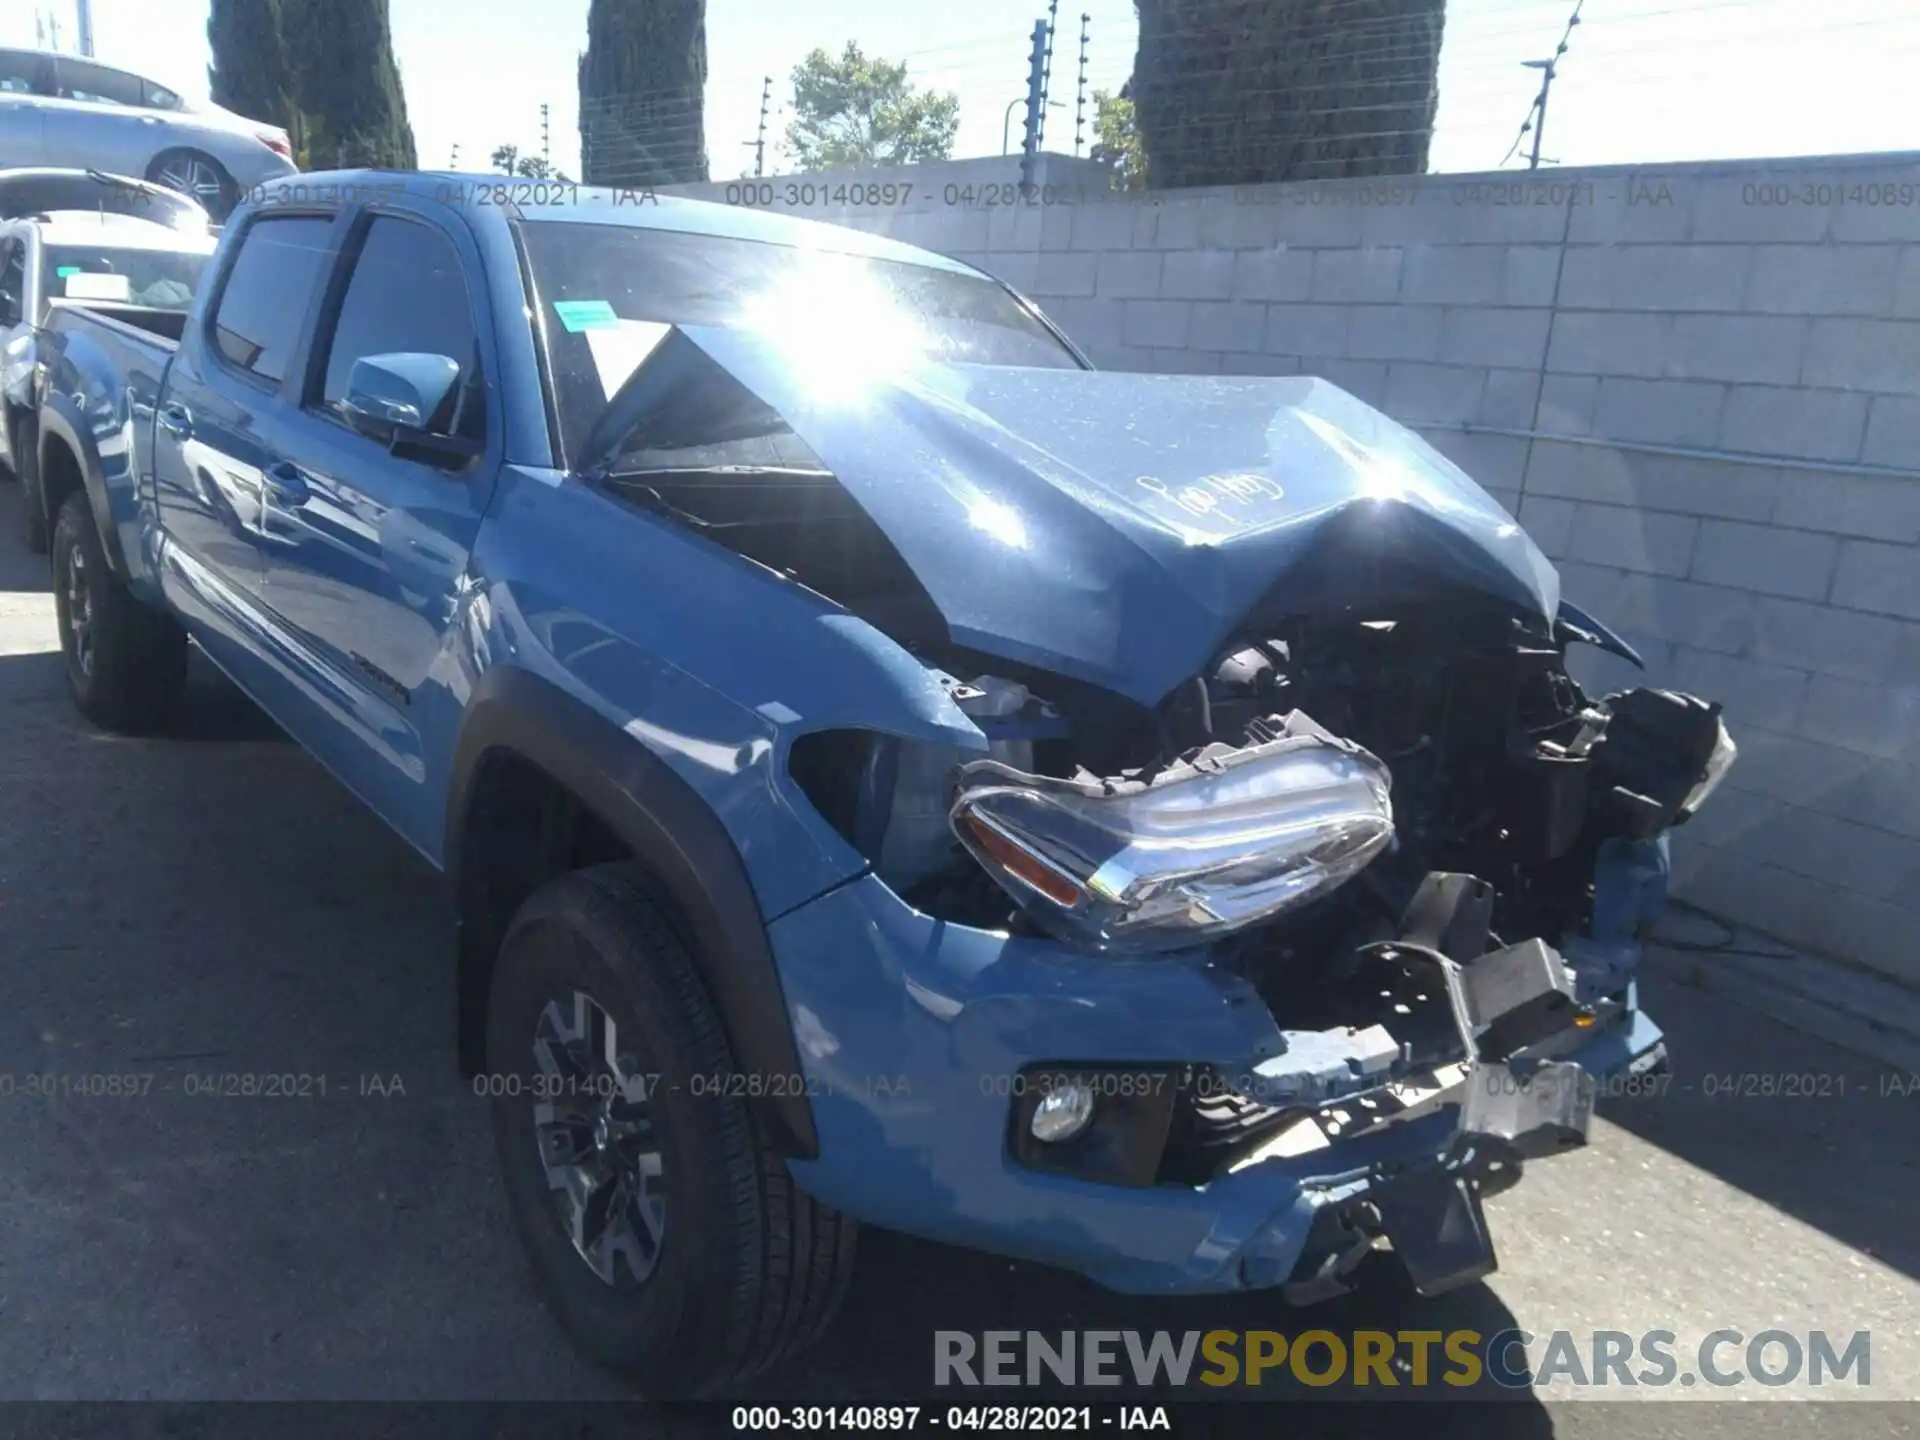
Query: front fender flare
xmin=447 ymin=665 xmax=819 ymax=1159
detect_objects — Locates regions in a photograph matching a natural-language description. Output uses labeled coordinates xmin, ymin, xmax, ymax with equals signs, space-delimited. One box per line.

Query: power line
xmin=703 ymin=0 xmax=1905 ymax=96
xmin=567 ymin=0 xmax=1920 ymax=179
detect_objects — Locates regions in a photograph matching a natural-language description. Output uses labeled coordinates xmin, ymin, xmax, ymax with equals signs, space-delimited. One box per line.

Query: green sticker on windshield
xmin=56 ymin=265 xmax=82 ymax=277
xmin=553 ymin=299 xmax=618 ymax=333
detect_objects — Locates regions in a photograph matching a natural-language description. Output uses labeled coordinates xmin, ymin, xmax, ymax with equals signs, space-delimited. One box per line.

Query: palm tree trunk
xmin=1132 ymin=0 xmax=1445 ymax=189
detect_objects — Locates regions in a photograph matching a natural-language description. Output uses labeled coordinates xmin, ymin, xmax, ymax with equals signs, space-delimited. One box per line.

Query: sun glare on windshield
xmin=737 ymin=250 xmax=929 ymax=404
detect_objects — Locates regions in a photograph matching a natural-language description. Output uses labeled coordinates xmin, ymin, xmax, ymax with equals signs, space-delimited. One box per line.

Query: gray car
xmin=0 ymin=48 xmax=297 ymax=219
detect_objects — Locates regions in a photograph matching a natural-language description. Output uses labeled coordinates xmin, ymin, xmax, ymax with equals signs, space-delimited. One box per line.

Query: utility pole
xmin=540 ymin=104 xmax=551 ymax=168
xmin=450 ymin=142 xmax=461 ymax=169
xmin=1073 ymin=14 xmax=1090 ymax=156
xmin=743 ymin=76 xmax=771 ymax=177
xmin=76 ymin=0 xmax=95 ymax=55
xmin=1038 ymin=0 xmax=1060 ymax=148
xmin=1020 ymin=20 xmax=1048 ymax=190
xmin=1520 ymin=59 xmax=1553 ymax=170
xmin=1517 ymin=0 xmax=1582 ymax=170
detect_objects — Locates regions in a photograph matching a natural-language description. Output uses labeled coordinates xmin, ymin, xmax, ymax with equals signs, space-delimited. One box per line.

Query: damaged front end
xmin=583 ymin=333 xmax=1735 ymax=1298
xmin=781 ymin=599 xmax=1732 ymax=1298
xmin=771 ymin=599 xmax=1735 ymax=1297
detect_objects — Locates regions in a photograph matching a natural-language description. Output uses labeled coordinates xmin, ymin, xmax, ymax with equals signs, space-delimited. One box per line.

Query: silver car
xmin=0 ymin=48 xmax=297 ymax=219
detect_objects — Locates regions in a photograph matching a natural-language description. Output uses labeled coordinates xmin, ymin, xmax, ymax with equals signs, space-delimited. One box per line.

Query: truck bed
xmin=34 ymin=300 xmax=184 ymax=583
xmin=46 ymin=299 xmax=188 ymax=347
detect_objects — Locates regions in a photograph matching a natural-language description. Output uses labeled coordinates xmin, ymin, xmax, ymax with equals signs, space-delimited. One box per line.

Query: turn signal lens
xmin=959 ymin=810 xmax=1086 ymax=909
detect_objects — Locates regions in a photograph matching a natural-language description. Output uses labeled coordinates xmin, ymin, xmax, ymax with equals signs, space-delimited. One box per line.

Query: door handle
xmin=263 ymin=461 xmax=310 ymax=506
xmin=156 ymin=402 xmax=192 ymax=439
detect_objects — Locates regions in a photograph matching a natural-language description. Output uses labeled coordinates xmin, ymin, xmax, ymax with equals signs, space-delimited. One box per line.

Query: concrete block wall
xmin=665 ymin=152 xmax=1920 ymax=986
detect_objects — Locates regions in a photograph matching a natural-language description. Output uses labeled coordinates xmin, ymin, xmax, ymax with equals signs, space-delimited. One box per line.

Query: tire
xmin=146 ymin=148 xmax=238 ymax=221
xmin=485 ymin=864 xmax=856 ymax=1396
xmin=50 ymin=492 xmax=188 ymax=733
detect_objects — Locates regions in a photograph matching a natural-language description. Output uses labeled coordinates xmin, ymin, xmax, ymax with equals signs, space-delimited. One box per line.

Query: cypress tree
xmin=578 ymin=0 xmax=709 ymax=187
xmin=283 ymin=0 xmax=418 ymax=171
xmin=207 ymin=0 xmax=299 ymax=135
xmin=1131 ymin=0 xmax=1444 ymax=189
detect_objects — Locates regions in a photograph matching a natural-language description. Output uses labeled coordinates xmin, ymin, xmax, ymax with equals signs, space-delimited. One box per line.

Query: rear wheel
xmin=51 ymin=492 xmax=188 ymax=732
xmin=485 ymin=864 xmax=856 ymax=1396
xmin=147 ymin=148 xmax=237 ymax=220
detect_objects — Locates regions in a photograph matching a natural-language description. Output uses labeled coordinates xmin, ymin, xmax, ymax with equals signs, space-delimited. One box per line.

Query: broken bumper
xmin=768 ymin=873 xmax=1664 ymax=1297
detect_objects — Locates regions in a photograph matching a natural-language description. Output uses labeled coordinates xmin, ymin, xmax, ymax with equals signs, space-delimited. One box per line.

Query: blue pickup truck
xmin=33 ymin=171 xmax=1733 ymax=1395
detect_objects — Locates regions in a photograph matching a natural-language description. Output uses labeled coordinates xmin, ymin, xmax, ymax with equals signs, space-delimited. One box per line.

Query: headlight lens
xmin=1679 ymin=716 xmax=1738 ymax=820
xmin=950 ymin=713 xmax=1395 ymax=952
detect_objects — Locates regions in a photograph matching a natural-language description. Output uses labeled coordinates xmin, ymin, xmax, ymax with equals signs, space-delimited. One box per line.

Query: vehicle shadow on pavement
xmin=0 ymin=528 xmax=50 ymax=593
xmin=1595 ymin=967 xmax=1918 ymax=1282
xmin=747 ymin=1234 xmax=1553 ymax=1421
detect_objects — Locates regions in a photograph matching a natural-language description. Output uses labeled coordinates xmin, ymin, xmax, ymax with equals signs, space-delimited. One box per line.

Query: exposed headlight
xmin=1678 ymin=716 xmax=1737 ymax=820
xmin=950 ymin=712 xmax=1395 ymax=952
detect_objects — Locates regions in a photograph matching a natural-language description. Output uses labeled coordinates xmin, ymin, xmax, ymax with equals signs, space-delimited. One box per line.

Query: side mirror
xmin=341 ymin=351 xmax=462 ymax=441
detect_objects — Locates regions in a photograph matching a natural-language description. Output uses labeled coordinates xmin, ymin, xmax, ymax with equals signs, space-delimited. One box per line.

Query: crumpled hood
xmin=672 ymin=327 xmax=1561 ymax=706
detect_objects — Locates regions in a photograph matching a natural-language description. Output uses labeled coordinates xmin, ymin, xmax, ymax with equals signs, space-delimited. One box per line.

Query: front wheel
xmin=485 ymin=864 xmax=856 ymax=1396
xmin=51 ymin=492 xmax=188 ymax=732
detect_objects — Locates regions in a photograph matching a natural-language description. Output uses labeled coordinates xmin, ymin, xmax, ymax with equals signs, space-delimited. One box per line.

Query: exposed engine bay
xmin=796 ymin=597 xmax=1732 ymax=970
xmin=790 ymin=596 xmax=1733 ymax=1219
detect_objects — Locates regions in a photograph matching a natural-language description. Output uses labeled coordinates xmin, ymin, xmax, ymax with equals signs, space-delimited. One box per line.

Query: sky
xmin=7 ymin=0 xmax=1916 ymax=181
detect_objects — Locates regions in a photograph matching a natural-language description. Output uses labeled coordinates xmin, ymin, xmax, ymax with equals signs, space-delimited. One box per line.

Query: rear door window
xmin=209 ymin=215 xmax=333 ymax=383
xmin=49 ymin=58 xmax=147 ymax=108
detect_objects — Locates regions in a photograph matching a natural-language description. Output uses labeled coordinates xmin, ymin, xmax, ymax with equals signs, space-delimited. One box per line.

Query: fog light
xmin=1030 ymin=1083 xmax=1096 ymax=1143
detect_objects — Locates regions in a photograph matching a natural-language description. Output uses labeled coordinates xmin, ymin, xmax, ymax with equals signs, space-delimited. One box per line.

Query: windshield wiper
xmin=604 ymin=463 xmax=833 ymax=484
xmin=85 ymin=169 xmax=150 ymax=200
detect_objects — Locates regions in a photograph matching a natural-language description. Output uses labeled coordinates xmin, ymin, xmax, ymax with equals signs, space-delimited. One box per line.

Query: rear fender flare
xmin=37 ymin=394 xmax=132 ymax=581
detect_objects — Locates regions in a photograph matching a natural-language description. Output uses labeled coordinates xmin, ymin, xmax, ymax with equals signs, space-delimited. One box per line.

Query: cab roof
xmin=257 ymin=170 xmax=983 ymax=279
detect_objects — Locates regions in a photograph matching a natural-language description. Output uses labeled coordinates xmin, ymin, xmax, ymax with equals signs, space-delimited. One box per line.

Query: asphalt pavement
xmin=0 ymin=515 xmax=1915 ymax=1434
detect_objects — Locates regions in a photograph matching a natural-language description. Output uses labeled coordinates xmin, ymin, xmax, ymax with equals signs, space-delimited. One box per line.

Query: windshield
xmin=0 ymin=175 xmax=208 ymax=231
xmin=519 ymin=219 xmax=1081 ymax=464
xmin=43 ymin=245 xmax=209 ymax=312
